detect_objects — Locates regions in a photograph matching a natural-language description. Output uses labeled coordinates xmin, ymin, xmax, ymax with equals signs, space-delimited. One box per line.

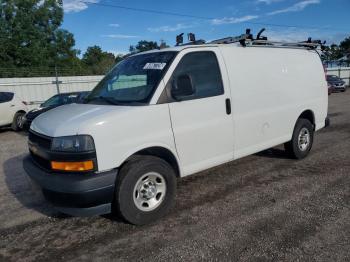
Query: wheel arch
xmin=16 ymin=110 xmax=26 ymax=115
xmin=297 ymin=109 xmax=315 ymax=130
xmin=122 ymin=146 xmax=181 ymax=177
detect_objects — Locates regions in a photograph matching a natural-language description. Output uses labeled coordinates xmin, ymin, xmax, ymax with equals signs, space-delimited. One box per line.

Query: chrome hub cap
xmin=133 ymin=172 xmax=166 ymax=212
xmin=298 ymin=127 xmax=310 ymax=151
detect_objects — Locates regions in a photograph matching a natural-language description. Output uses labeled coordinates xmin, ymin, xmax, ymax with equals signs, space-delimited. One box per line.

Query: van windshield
xmin=86 ymin=51 xmax=177 ymax=105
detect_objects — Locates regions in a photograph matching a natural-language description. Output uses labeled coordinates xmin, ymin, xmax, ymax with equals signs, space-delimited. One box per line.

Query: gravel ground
xmin=0 ymin=92 xmax=349 ymax=262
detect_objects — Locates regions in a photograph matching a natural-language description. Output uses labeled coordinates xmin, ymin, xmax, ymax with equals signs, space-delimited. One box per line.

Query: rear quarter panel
xmin=220 ymin=46 xmax=327 ymax=159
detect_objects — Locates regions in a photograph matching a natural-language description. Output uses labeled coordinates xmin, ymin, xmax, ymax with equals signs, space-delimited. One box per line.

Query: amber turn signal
xmin=51 ymin=160 xmax=94 ymax=171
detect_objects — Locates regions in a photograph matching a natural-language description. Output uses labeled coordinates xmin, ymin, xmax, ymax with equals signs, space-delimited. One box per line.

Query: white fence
xmin=0 ymin=75 xmax=103 ymax=110
xmin=1 ymin=67 xmax=349 ymax=110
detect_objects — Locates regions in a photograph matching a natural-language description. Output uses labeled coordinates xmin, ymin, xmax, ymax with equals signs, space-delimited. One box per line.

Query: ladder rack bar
xmin=175 ymin=29 xmax=325 ymax=50
xmin=250 ymin=40 xmax=321 ymax=48
xmin=210 ymin=34 xmax=250 ymax=44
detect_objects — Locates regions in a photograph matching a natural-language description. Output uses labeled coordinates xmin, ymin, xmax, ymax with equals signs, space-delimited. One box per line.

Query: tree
xmin=0 ymin=0 xmax=80 ymax=76
xmin=339 ymin=36 xmax=350 ymax=60
xmin=322 ymin=36 xmax=350 ymax=63
xmin=323 ymin=44 xmax=343 ymax=61
xmin=115 ymin=54 xmax=124 ymax=64
xmin=129 ymin=40 xmax=159 ymax=53
xmin=82 ymin=46 xmax=116 ymax=75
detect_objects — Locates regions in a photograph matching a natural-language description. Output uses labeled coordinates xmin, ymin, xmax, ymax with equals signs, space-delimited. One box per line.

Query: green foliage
xmin=323 ymin=44 xmax=343 ymax=61
xmin=339 ymin=37 xmax=350 ymax=59
xmin=323 ymin=36 xmax=350 ymax=62
xmin=129 ymin=40 xmax=160 ymax=53
xmin=0 ymin=0 xmax=122 ymax=77
xmin=82 ymin=45 xmax=116 ymax=75
xmin=115 ymin=54 xmax=124 ymax=64
xmin=0 ymin=0 xmax=79 ymax=69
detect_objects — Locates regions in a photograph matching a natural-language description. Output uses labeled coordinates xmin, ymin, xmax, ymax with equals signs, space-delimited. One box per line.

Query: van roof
xmin=131 ymin=42 xmax=318 ymax=57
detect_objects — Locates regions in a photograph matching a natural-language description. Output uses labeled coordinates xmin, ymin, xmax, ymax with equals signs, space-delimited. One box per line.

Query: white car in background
xmin=0 ymin=91 xmax=28 ymax=131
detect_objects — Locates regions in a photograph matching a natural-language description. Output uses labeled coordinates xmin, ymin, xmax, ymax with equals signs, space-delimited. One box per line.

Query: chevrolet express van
xmin=24 ymin=40 xmax=328 ymax=225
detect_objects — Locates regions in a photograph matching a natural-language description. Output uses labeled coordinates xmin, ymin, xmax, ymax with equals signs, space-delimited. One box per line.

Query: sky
xmin=61 ymin=0 xmax=350 ymax=56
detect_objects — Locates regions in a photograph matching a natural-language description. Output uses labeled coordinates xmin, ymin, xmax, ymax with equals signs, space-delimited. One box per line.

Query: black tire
xmin=284 ymin=118 xmax=314 ymax=159
xmin=114 ymin=156 xmax=177 ymax=225
xmin=11 ymin=112 xmax=25 ymax=131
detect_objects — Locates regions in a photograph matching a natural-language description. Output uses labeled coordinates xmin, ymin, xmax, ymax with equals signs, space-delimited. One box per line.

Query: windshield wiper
xmin=86 ymin=96 xmax=121 ymax=105
xmin=85 ymin=96 xmax=147 ymax=106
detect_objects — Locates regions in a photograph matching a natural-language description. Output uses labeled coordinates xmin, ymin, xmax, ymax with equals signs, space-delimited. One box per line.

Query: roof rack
xmin=174 ymin=28 xmax=326 ymax=50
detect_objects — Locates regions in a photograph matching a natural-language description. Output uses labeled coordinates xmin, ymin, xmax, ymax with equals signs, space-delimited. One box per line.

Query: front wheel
xmin=284 ymin=118 xmax=314 ymax=159
xmin=114 ymin=156 xmax=177 ymax=225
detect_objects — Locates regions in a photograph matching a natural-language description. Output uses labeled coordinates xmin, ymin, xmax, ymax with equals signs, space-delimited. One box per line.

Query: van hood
xmin=30 ymin=103 xmax=133 ymax=137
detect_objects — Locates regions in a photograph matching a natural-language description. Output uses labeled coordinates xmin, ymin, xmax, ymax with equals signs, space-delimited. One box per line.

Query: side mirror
xmin=171 ymin=74 xmax=195 ymax=100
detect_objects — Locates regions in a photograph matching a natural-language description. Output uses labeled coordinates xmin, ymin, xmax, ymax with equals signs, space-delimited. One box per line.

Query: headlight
xmin=51 ymin=135 xmax=95 ymax=152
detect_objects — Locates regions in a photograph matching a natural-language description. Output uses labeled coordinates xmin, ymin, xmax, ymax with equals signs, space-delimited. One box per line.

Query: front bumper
xmin=23 ymin=156 xmax=118 ymax=216
xmin=334 ymin=85 xmax=346 ymax=91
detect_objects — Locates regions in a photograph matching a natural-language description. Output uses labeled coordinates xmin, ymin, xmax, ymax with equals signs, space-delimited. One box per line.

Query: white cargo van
xmin=24 ymin=38 xmax=328 ymax=225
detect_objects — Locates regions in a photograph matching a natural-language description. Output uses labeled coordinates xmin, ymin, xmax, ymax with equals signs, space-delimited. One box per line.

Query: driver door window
xmin=170 ymin=51 xmax=224 ymax=101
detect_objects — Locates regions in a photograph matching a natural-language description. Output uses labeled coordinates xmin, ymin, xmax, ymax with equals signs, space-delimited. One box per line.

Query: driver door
xmin=166 ymin=49 xmax=234 ymax=176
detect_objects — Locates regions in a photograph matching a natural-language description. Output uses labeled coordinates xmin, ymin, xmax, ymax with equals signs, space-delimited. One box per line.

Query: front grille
xmin=28 ymin=131 xmax=52 ymax=149
xmin=30 ymin=151 xmax=51 ymax=171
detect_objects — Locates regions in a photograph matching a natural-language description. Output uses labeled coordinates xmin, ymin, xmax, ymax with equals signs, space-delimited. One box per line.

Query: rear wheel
xmin=114 ymin=156 xmax=176 ymax=225
xmin=284 ymin=118 xmax=314 ymax=159
xmin=11 ymin=112 xmax=25 ymax=131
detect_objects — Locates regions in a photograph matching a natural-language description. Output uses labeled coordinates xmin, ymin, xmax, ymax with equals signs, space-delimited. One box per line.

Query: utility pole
xmin=52 ymin=65 xmax=62 ymax=94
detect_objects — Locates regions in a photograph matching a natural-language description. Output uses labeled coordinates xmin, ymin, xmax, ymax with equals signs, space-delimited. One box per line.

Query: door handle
xmin=10 ymin=105 xmax=15 ymax=107
xmin=225 ymin=98 xmax=231 ymax=115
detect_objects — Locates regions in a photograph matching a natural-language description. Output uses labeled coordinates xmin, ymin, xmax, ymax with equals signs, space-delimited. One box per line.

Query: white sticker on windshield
xmin=143 ymin=63 xmax=166 ymax=70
